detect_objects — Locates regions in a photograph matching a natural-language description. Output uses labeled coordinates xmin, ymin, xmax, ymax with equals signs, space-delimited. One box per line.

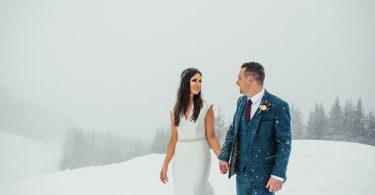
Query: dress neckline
xmin=183 ymin=105 xmax=194 ymax=120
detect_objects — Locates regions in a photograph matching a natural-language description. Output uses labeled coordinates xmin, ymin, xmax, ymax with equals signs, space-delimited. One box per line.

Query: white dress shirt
xmin=248 ymin=88 xmax=265 ymax=120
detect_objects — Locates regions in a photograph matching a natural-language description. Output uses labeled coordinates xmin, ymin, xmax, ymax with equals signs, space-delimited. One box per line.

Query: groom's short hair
xmin=241 ymin=62 xmax=265 ymax=85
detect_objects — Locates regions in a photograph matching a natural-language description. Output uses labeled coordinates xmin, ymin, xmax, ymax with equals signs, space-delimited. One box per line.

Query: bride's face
xmin=190 ymin=73 xmax=202 ymax=95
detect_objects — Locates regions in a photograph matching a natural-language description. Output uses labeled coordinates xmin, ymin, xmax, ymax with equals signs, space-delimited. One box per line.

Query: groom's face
xmin=236 ymin=68 xmax=249 ymax=94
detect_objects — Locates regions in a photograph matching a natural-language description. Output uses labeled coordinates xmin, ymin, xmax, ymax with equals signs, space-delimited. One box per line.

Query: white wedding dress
xmin=172 ymin=101 xmax=216 ymax=195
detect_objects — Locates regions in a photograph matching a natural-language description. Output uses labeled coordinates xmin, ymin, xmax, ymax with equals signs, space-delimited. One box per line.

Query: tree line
xmin=60 ymin=98 xmax=375 ymax=170
xmin=60 ymin=110 xmax=228 ymax=170
xmin=152 ymin=98 xmax=375 ymax=155
xmin=291 ymin=98 xmax=375 ymax=146
xmin=60 ymin=128 xmax=149 ymax=170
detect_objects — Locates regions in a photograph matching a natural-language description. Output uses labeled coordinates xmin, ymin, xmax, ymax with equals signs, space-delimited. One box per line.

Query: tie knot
xmin=247 ymin=99 xmax=252 ymax=105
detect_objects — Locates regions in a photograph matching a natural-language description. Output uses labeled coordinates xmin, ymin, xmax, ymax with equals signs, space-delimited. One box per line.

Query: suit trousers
xmin=236 ymin=167 xmax=275 ymax=195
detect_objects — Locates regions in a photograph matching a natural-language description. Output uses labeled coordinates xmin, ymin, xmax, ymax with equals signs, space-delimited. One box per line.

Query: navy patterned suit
xmin=218 ymin=90 xmax=292 ymax=195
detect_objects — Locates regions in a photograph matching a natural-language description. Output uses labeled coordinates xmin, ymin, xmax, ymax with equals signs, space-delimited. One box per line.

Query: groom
xmin=218 ymin=62 xmax=292 ymax=195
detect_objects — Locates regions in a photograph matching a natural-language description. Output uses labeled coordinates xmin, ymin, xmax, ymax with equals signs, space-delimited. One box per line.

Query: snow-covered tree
xmin=60 ymin=128 xmax=150 ymax=170
xmin=214 ymin=109 xmax=228 ymax=145
xmin=342 ymin=100 xmax=356 ymax=141
xmin=306 ymin=103 xmax=328 ymax=140
xmin=328 ymin=97 xmax=344 ymax=140
xmin=60 ymin=128 xmax=88 ymax=170
xmin=151 ymin=127 xmax=170 ymax=154
xmin=353 ymin=99 xmax=366 ymax=142
xmin=291 ymin=104 xmax=305 ymax=139
xmin=365 ymin=112 xmax=375 ymax=145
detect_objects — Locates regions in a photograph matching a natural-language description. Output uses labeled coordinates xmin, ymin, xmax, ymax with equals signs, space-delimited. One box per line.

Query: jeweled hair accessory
xmin=180 ymin=68 xmax=196 ymax=79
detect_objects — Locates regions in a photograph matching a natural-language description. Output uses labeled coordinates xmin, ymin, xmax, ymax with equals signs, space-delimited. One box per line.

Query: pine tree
xmin=290 ymin=104 xmax=304 ymax=139
xmin=342 ymin=100 xmax=356 ymax=142
xmin=306 ymin=103 xmax=328 ymax=140
xmin=60 ymin=128 xmax=87 ymax=170
xmin=151 ymin=127 xmax=169 ymax=154
xmin=365 ymin=112 xmax=375 ymax=145
xmin=214 ymin=109 xmax=228 ymax=145
xmin=328 ymin=97 xmax=344 ymax=140
xmin=85 ymin=131 xmax=97 ymax=165
xmin=353 ymin=99 xmax=366 ymax=142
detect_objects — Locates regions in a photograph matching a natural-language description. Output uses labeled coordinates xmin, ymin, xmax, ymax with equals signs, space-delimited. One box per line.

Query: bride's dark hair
xmin=173 ymin=68 xmax=203 ymax=127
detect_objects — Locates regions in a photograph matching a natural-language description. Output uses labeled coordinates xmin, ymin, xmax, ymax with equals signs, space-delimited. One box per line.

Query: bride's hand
xmin=160 ymin=166 xmax=169 ymax=184
xmin=219 ymin=160 xmax=229 ymax=174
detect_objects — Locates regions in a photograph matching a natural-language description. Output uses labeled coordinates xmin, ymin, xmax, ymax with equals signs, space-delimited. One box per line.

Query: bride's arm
xmin=161 ymin=111 xmax=178 ymax=170
xmin=205 ymin=106 xmax=221 ymax=157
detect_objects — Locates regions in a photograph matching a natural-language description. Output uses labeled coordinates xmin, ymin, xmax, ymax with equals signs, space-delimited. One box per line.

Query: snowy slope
xmin=0 ymin=131 xmax=61 ymax=186
xmin=0 ymin=140 xmax=374 ymax=195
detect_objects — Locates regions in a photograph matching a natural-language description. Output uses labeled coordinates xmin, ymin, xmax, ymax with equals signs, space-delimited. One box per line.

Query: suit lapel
xmin=248 ymin=90 xmax=271 ymax=146
xmin=235 ymin=96 xmax=247 ymax=132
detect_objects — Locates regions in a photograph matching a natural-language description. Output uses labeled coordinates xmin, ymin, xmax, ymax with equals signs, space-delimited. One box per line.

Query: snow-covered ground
xmin=0 ymin=140 xmax=374 ymax=195
xmin=0 ymin=131 xmax=61 ymax=186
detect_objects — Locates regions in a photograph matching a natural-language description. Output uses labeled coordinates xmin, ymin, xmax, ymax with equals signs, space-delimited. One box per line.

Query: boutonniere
xmin=258 ymin=100 xmax=272 ymax=114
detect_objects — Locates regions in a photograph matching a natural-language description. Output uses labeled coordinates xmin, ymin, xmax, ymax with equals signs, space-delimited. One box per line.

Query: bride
xmin=160 ymin=68 xmax=222 ymax=195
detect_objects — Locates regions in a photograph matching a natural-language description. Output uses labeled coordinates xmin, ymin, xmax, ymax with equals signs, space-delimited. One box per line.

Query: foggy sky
xmin=1 ymin=0 xmax=374 ymax=140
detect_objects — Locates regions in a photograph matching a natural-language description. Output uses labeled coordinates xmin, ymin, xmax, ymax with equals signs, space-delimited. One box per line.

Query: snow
xmin=0 ymin=131 xmax=61 ymax=186
xmin=0 ymin=140 xmax=374 ymax=195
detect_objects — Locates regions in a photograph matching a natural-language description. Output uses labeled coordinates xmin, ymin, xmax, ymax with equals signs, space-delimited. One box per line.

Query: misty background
xmin=1 ymin=0 xmax=374 ymax=187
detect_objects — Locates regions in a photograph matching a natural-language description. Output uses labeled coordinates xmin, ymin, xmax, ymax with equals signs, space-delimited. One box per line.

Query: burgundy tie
xmin=245 ymin=99 xmax=252 ymax=124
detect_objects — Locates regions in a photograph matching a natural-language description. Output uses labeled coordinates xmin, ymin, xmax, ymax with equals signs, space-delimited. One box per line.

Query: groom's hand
xmin=266 ymin=177 xmax=283 ymax=192
xmin=219 ymin=160 xmax=229 ymax=174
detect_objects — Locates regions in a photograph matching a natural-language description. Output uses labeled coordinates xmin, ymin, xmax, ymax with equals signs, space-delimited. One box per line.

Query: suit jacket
xmin=218 ymin=90 xmax=292 ymax=180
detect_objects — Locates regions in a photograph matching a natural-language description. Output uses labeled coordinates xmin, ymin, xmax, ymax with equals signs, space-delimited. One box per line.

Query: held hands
xmin=160 ymin=165 xmax=169 ymax=184
xmin=266 ymin=177 xmax=283 ymax=193
xmin=219 ymin=160 xmax=229 ymax=174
